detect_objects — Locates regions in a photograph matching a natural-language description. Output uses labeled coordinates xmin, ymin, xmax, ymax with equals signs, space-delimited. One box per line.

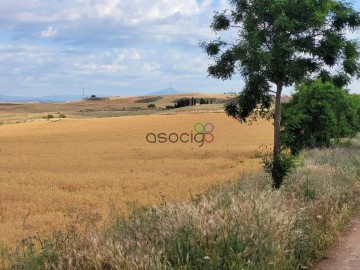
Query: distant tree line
xmin=173 ymin=97 xmax=214 ymax=109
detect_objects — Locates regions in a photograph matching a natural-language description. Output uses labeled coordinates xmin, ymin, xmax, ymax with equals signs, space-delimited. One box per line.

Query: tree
xmin=347 ymin=93 xmax=360 ymax=132
xmin=201 ymin=0 xmax=360 ymax=187
xmin=282 ymin=80 xmax=360 ymax=154
xmin=200 ymin=98 xmax=207 ymax=104
xmin=175 ymin=98 xmax=191 ymax=108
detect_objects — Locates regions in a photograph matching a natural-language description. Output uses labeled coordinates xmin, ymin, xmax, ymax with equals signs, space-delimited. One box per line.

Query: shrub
xmin=200 ymin=98 xmax=209 ymax=104
xmin=59 ymin=114 xmax=67 ymax=118
xmin=44 ymin=114 xmax=54 ymax=119
xmin=282 ymin=80 xmax=360 ymax=154
xmin=262 ymin=153 xmax=297 ymax=189
xmin=147 ymin=103 xmax=156 ymax=109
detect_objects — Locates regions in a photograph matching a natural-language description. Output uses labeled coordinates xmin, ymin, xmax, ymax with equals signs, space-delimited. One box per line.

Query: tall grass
xmin=2 ymin=136 xmax=360 ymax=269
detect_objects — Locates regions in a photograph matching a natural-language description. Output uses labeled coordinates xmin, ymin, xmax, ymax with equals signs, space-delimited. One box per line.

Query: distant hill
xmin=0 ymin=89 xmax=189 ymax=102
xmin=146 ymin=88 xmax=189 ymax=96
xmin=0 ymin=94 xmax=84 ymax=103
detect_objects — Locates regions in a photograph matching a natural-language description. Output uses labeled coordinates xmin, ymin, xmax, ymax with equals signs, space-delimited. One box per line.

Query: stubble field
xmin=0 ymin=112 xmax=273 ymax=247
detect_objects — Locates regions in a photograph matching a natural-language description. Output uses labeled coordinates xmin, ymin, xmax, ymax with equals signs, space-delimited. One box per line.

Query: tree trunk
xmin=274 ymin=82 xmax=283 ymax=158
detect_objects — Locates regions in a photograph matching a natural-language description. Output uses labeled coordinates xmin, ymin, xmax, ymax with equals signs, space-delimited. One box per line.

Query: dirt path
xmin=315 ymin=199 xmax=360 ymax=270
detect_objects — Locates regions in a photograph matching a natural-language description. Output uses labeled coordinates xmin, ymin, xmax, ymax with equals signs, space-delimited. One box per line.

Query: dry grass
xmin=0 ymin=112 xmax=273 ymax=247
xmin=2 ymin=136 xmax=359 ymax=270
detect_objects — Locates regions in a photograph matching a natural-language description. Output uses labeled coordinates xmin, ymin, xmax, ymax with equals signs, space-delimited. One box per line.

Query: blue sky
xmin=0 ymin=0 xmax=359 ymax=97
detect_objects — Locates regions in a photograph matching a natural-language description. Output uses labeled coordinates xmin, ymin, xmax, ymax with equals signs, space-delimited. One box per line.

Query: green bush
xmin=262 ymin=153 xmax=297 ymax=189
xmin=147 ymin=103 xmax=156 ymax=109
xmin=59 ymin=114 xmax=67 ymax=118
xmin=282 ymin=80 xmax=360 ymax=154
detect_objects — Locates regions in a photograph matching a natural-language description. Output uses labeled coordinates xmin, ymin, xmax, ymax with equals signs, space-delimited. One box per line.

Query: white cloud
xmin=131 ymin=50 xmax=142 ymax=60
xmin=0 ymin=41 xmax=242 ymax=96
xmin=41 ymin=26 xmax=58 ymax=38
xmin=0 ymin=0 xmax=358 ymax=96
xmin=142 ymin=62 xmax=160 ymax=72
xmin=0 ymin=0 xmax=217 ymax=45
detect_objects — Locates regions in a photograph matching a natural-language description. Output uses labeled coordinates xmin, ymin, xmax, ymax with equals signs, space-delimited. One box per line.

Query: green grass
xmin=2 ymin=136 xmax=360 ymax=269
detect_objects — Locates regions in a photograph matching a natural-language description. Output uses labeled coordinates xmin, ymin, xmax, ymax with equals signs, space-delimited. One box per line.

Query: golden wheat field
xmin=0 ymin=112 xmax=273 ymax=247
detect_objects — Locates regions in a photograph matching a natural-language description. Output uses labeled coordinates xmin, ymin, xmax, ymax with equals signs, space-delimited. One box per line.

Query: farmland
xmin=0 ymin=93 xmax=236 ymax=125
xmin=0 ymin=105 xmax=273 ymax=247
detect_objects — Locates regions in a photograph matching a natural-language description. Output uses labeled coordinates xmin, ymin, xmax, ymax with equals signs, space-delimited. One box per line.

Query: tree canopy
xmin=282 ymin=80 xmax=360 ymax=154
xmin=202 ymin=0 xmax=360 ymax=120
xmin=201 ymin=0 xmax=360 ymax=187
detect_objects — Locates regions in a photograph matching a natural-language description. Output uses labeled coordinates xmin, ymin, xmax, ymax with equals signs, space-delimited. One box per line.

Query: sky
xmin=0 ymin=0 xmax=359 ymax=97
